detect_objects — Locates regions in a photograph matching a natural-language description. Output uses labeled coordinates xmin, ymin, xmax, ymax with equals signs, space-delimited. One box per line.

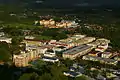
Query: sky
xmin=0 ymin=0 xmax=120 ymax=8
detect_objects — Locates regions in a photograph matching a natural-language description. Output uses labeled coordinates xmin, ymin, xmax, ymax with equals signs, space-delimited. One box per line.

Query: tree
xmin=19 ymin=73 xmax=39 ymax=80
xmin=10 ymin=36 xmax=23 ymax=61
xmin=0 ymin=48 xmax=11 ymax=61
xmin=0 ymin=42 xmax=11 ymax=62
xmin=55 ymin=33 xmax=68 ymax=40
xmin=63 ymin=58 xmax=74 ymax=67
xmin=39 ymin=73 xmax=52 ymax=80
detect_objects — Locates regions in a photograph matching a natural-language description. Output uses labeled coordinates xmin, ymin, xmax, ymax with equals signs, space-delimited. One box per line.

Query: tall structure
xmin=13 ymin=49 xmax=40 ymax=67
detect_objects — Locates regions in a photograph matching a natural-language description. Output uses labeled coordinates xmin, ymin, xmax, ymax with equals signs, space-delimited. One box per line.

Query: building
xmin=59 ymin=35 xmax=93 ymax=49
xmin=25 ymin=36 xmax=35 ymax=40
xmin=95 ymin=47 xmax=106 ymax=52
xmin=40 ymin=19 xmax=55 ymax=25
xmin=75 ymin=37 xmax=96 ymax=46
xmin=95 ymin=44 xmax=108 ymax=52
xmin=49 ymin=41 xmax=68 ymax=47
xmin=26 ymin=45 xmax=37 ymax=51
xmin=23 ymin=39 xmax=48 ymax=47
xmin=13 ymin=49 xmax=40 ymax=67
xmin=114 ymin=56 xmax=120 ymax=61
xmin=54 ymin=46 xmax=67 ymax=52
xmin=39 ymin=19 xmax=78 ymax=28
xmin=0 ymin=37 xmax=12 ymax=43
xmin=63 ymin=63 xmax=84 ymax=77
xmin=88 ymin=51 xmax=101 ymax=57
xmin=87 ymin=38 xmax=110 ymax=48
xmin=13 ymin=53 xmax=29 ymax=67
xmin=43 ymin=49 xmax=56 ymax=57
xmin=63 ymin=45 xmax=93 ymax=60
xmin=82 ymin=55 xmax=118 ymax=65
xmin=42 ymin=56 xmax=59 ymax=63
xmin=37 ymin=46 xmax=48 ymax=54
xmin=60 ymin=34 xmax=86 ymax=43
xmin=101 ymin=52 xmax=112 ymax=58
xmin=63 ymin=71 xmax=82 ymax=77
xmin=70 ymin=34 xmax=86 ymax=40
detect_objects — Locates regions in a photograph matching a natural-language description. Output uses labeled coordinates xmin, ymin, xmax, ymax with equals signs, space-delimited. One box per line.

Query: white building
xmin=95 ymin=44 xmax=108 ymax=52
xmin=44 ymin=49 xmax=56 ymax=57
xmin=42 ymin=57 xmax=59 ymax=63
xmin=25 ymin=36 xmax=35 ymax=40
xmin=37 ymin=47 xmax=48 ymax=54
xmin=54 ymin=46 xmax=67 ymax=52
xmin=101 ymin=52 xmax=112 ymax=58
xmin=0 ymin=37 xmax=12 ymax=43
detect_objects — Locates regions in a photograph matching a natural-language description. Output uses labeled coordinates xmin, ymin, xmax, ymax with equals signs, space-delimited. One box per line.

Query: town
xmin=0 ymin=18 xmax=120 ymax=80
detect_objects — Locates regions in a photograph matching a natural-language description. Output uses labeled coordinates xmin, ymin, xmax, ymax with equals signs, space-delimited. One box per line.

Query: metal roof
xmin=63 ymin=45 xmax=92 ymax=55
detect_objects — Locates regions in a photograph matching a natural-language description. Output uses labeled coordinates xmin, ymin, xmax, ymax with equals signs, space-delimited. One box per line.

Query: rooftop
xmin=42 ymin=56 xmax=58 ymax=60
xmin=63 ymin=45 xmax=92 ymax=55
xmin=83 ymin=55 xmax=117 ymax=63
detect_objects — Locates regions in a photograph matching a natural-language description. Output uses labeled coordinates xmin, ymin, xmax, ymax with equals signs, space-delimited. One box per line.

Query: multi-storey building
xmin=63 ymin=45 xmax=93 ymax=60
xmin=13 ymin=49 xmax=40 ymax=67
xmin=13 ymin=53 xmax=29 ymax=67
